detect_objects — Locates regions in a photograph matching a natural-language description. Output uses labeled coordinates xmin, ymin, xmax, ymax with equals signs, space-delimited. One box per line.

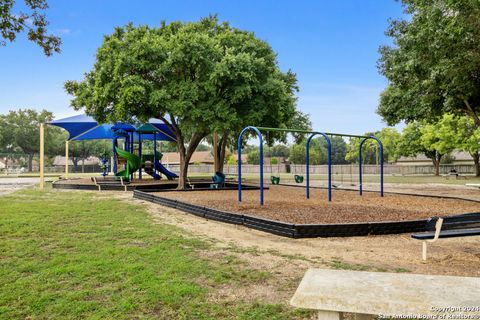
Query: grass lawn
xmin=0 ymin=189 xmax=310 ymax=319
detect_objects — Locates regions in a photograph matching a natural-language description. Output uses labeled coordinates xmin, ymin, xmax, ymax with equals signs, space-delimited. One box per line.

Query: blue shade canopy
xmin=48 ymin=114 xmax=98 ymax=140
xmin=48 ymin=114 xmax=176 ymax=142
xmin=111 ymin=123 xmax=136 ymax=132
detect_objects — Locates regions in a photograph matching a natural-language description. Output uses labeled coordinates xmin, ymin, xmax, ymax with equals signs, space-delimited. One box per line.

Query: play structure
xmin=237 ymin=126 xmax=384 ymax=205
xmin=110 ymin=122 xmax=178 ymax=182
xmin=46 ymin=114 xmax=178 ymax=182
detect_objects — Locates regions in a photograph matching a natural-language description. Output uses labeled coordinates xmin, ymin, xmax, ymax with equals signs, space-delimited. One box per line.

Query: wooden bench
xmin=411 ymin=212 xmax=480 ymax=260
xmin=92 ymin=176 xmax=129 ymax=191
xmin=290 ymin=268 xmax=480 ymax=320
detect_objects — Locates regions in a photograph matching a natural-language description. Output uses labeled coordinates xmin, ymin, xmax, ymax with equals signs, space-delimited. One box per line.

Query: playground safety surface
xmin=147 ymin=185 xmax=480 ymax=224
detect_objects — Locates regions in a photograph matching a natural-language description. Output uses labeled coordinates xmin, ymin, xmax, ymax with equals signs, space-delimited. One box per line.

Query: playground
xmin=43 ymin=122 xmax=480 ymax=239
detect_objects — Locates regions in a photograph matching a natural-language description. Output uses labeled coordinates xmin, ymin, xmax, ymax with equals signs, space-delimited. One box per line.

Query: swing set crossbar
xmin=255 ymin=127 xmax=372 ymax=139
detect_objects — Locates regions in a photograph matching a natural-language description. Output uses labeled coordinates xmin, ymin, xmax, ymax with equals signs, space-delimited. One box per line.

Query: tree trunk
xmin=177 ymin=131 xmax=207 ymax=189
xmin=81 ymin=158 xmax=85 ymax=173
xmin=430 ymin=153 xmax=443 ymax=176
xmin=214 ymin=132 xmax=228 ymax=173
xmin=463 ymin=99 xmax=480 ymax=128
xmin=72 ymin=158 xmax=79 ymax=173
xmin=28 ymin=154 xmax=33 ymax=172
xmin=472 ymin=152 xmax=480 ymax=177
xmin=178 ymin=150 xmax=192 ymax=190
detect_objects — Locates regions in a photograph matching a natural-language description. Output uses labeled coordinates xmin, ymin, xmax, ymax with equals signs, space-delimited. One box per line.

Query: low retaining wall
xmin=133 ymin=190 xmax=431 ymax=238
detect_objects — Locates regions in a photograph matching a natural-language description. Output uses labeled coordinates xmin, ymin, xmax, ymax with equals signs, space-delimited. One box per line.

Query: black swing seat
xmin=411 ymin=213 xmax=480 ymax=240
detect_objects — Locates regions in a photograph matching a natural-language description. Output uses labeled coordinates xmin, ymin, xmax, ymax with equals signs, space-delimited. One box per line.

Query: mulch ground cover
xmin=152 ymin=185 xmax=480 ymax=224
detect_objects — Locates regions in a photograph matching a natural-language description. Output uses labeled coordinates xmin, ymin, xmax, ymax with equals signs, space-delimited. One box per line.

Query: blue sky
xmin=0 ymin=0 xmax=405 ymax=134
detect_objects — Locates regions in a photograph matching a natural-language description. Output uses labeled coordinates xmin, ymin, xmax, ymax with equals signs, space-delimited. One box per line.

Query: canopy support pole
xmin=153 ymin=132 xmax=158 ymax=179
xmin=65 ymin=141 xmax=69 ymax=179
xmin=139 ymin=134 xmax=142 ymax=180
xmin=39 ymin=123 xmax=45 ymax=190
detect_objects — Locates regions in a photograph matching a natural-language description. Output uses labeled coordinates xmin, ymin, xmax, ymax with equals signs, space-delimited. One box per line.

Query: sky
xmin=0 ymin=0 xmax=405 ymax=134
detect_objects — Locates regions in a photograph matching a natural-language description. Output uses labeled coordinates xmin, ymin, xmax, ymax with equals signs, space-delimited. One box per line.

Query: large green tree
xmin=397 ymin=116 xmax=458 ymax=175
xmin=65 ymin=17 xmax=300 ymax=188
xmin=0 ymin=109 xmax=61 ymax=171
xmin=345 ymin=128 xmax=401 ymax=164
xmin=378 ymin=0 xmax=480 ymax=127
xmin=289 ymin=139 xmax=323 ymax=165
xmin=455 ymin=116 xmax=480 ymax=176
xmin=0 ymin=0 xmax=60 ymax=55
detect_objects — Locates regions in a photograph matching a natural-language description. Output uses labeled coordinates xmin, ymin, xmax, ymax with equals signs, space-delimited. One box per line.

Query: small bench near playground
xmin=411 ymin=212 xmax=480 ymax=260
xmin=291 ymin=269 xmax=480 ymax=320
xmin=442 ymin=171 xmax=467 ymax=180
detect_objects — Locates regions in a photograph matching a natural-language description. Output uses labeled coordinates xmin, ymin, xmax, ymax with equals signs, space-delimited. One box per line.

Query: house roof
xmin=397 ymin=151 xmax=474 ymax=162
xmin=162 ymin=151 xmax=214 ymax=164
xmin=53 ymin=156 xmax=101 ymax=166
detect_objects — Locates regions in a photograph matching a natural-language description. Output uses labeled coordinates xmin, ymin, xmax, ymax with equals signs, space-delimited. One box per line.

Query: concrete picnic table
xmin=290 ymin=268 xmax=480 ymax=320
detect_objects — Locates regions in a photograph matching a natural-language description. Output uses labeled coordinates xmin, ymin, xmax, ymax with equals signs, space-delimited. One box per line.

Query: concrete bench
xmin=466 ymin=183 xmax=480 ymax=189
xmin=443 ymin=172 xmax=467 ymax=180
xmin=290 ymin=269 xmax=480 ymax=320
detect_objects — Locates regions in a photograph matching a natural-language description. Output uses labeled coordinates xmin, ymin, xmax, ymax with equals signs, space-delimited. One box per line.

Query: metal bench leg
xmin=422 ymin=241 xmax=427 ymax=261
xmin=317 ymin=310 xmax=342 ymax=320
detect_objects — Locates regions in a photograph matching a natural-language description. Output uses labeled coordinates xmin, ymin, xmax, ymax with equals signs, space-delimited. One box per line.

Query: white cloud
xmin=57 ymin=28 xmax=72 ymax=35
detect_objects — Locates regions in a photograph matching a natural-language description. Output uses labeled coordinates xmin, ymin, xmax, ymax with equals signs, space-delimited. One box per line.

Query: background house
xmin=396 ymin=151 xmax=474 ymax=166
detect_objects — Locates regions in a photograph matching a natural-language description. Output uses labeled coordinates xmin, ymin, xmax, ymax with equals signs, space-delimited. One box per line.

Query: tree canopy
xmin=449 ymin=115 xmax=480 ymax=176
xmin=396 ymin=116 xmax=459 ymax=175
xmin=65 ymin=16 xmax=301 ymax=188
xmin=378 ymin=0 xmax=480 ymax=127
xmin=0 ymin=0 xmax=60 ymax=55
xmin=0 ymin=109 xmax=63 ymax=171
xmin=345 ymin=128 xmax=401 ymax=164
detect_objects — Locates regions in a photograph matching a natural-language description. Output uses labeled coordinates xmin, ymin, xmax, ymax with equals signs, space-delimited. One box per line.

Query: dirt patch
xmin=151 ymin=185 xmax=479 ymax=224
xmin=110 ymin=190 xmax=480 ymax=315
xmin=132 ymin=195 xmax=480 ymax=276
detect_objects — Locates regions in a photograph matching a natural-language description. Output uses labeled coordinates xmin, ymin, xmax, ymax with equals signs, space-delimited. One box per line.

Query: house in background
xmin=161 ymin=151 xmax=214 ymax=165
xmin=396 ymin=151 xmax=474 ymax=166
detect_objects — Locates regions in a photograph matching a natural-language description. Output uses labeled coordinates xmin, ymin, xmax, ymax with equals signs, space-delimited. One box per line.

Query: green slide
xmin=115 ymin=147 xmax=141 ymax=181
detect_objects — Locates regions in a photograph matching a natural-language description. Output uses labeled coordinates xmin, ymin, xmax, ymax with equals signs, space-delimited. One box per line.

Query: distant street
xmin=0 ymin=177 xmax=48 ymax=196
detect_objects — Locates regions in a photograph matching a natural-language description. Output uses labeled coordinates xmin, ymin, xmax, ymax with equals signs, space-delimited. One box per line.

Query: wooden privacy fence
xmin=13 ymin=163 xmax=474 ymax=175
xmin=164 ymin=163 xmax=477 ymax=175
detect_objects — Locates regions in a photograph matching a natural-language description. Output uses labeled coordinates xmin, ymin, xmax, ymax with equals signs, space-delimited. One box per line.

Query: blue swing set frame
xmin=237 ymin=126 xmax=384 ymax=206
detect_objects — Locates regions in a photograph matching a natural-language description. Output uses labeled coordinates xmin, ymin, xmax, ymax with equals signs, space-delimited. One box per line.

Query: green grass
xmin=0 ymin=189 xmax=310 ymax=319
